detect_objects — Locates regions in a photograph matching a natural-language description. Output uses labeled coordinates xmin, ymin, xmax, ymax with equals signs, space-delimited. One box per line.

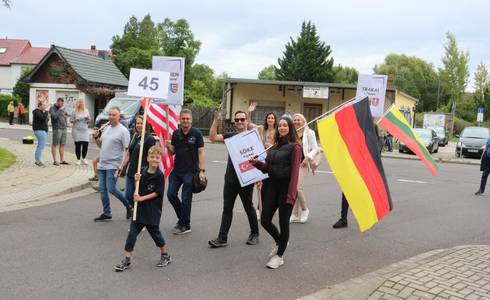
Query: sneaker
xmin=208 ymin=238 xmax=228 ymax=248
xmin=246 ymin=233 xmax=259 ymax=245
xmin=300 ymin=209 xmax=310 ymax=223
xmin=126 ymin=206 xmax=133 ymax=220
xmin=173 ymin=226 xmax=192 ymax=235
xmin=60 ymin=161 xmax=70 ymax=165
xmin=475 ymin=191 xmax=483 ymax=195
xmin=53 ymin=161 xmax=60 ymax=166
xmin=332 ymin=218 xmax=348 ymax=229
xmin=76 ymin=160 xmax=81 ymax=166
xmin=269 ymin=242 xmax=289 ymax=257
xmin=256 ymin=209 xmax=261 ymax=221
xmin=156 ymin=253 xmax=172 ymax=267
xmin=88 ymin=175 xmax=99 ymax=182
xmin=266 ymin=255 xmax=284 ymax=269
xmin=289 ymin=214 xmax=300 ymax=223
xmin=82 ymin=159 xmax=89 ymax=165
xmin=94 ymin=214 xmax=112 ymax=222
xmin=114 ymin=258 xmax=131 ymax=272
xmin=35 ymin=161 xmax=46 ymax=167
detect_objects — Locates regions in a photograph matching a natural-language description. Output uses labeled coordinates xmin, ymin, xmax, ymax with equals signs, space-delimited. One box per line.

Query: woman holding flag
xmin=249 ymin=116 xmax=303 ymax=269
xmin=116 ymin=115 xmax=155 ymax=208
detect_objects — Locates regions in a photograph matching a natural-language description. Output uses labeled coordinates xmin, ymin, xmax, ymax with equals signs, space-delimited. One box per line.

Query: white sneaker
xmin=82 ymin=159 xmax=89 ymax=165
xmin=266 ymin=255 xmax=284 ymax=269
xmin=76 ymin=160 xmax=81 ymax=166
xmin=300 ymin=209 xmax=310 ymax=223
xmin=289 ymin=214 xmax=300 ymax=223
xmin=256 ymin=209 xmax=261 ymax=221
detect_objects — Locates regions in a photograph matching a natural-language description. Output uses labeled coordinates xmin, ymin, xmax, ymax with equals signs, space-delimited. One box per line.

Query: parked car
xmin=431 ymin=126 xmax=449 ymax=146
xmin=94 ymin=94 xmax=143 ymax=129
xmin=399 ymin=128 xmax=439 ymax=154
xmin=455 ymin=126 xmax=490 ymax=158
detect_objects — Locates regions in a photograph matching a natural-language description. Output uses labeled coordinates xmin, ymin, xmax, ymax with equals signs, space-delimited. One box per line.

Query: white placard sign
xmin=128 ymin=68 xmax=170 ymax=100
xmin=356 ymin=74 xmax=388 ymax=117
xmin=224 ymin=128 xmax=269 ymax=187
xmin=303 ymin=86 xmax=329 ymax=99
xmin=152 ymin=56 xmax=185 ymax=105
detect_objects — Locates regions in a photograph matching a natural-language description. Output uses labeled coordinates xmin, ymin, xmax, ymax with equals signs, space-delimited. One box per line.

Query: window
xmin=251 ymin=105 xmax=285 ymax=125
xmin=0 ymin=47 xmax=7 ymax=54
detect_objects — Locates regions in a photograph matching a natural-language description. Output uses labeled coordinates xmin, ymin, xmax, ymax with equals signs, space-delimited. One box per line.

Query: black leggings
xmin=260 ymin=179 xmax=293 ymax=257
xmin=74 ymin=141 xmax=88 ymax=160
xmin=341 ymin=193 xmax=349 ymax=220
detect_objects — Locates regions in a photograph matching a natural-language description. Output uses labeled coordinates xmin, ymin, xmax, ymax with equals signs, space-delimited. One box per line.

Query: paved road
xmin=1 ymin=141 xmax=489 ymax=299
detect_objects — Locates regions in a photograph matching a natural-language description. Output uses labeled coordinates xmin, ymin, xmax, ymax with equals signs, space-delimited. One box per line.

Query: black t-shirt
xmin=171 ymin=127 xmax=204 ymax=174
xmin=224 ymin=132 xmax=241 ymax=185
xmin=135 ymin=167 xmax=165 ymax=226
xmin=127 ymin=133 xmax=155 ymax=178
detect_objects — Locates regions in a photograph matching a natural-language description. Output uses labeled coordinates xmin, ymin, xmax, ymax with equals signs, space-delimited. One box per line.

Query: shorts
xmin=52 ymin=128 xmax=67 ymax=145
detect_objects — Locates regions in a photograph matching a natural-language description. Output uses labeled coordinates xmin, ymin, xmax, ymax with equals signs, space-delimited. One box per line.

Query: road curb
xmin=382 ymin=153 xmax=480 ymax=166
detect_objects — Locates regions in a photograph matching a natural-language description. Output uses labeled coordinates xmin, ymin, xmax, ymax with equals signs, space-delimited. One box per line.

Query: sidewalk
xmin=0 ymin=138 xmax=94 ymax=212
xmin=300 ymin=245 xmax=490 ymax=300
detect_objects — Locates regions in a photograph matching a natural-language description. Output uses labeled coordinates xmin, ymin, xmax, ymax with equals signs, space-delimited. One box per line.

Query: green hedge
xmin=453 ymin=117 xmax=475 ymax=135
xmin=0 ymin=95 xmax=21 ymax=118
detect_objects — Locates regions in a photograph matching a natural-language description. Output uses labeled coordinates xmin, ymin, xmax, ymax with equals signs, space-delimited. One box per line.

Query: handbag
xmin=193 ymin=171 xmax=208 ymax=193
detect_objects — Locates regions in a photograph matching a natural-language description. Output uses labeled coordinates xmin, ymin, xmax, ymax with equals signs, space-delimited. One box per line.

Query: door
xmin=303 ymin=104 xmax=322 ymax=132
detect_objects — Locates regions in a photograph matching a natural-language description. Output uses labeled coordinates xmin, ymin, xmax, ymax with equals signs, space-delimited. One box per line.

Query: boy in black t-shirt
xmin=114 ymin=146 xmax=171 ymax=271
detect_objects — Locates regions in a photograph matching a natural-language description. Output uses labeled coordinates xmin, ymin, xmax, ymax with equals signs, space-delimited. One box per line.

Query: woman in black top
xmin=32 ymin=101 xmax=49 ymax=167
xmin=116 ymin=115 xmax=155 ymax=207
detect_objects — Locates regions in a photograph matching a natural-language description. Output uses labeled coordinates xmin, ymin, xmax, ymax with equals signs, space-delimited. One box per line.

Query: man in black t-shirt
xmin=164 ymin=109 xmax=205 ymax=235
xmin=208 ymin=110 xmax=259 ymax=248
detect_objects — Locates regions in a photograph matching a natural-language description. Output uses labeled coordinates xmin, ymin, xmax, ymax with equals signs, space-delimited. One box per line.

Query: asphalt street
xmin=1 ymin=132 xmax=490 ymax=299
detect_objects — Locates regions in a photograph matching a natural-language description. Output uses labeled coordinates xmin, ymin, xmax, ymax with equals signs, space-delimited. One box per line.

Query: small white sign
xmin=127 ymin=68 xmax=170 ymax=100
xmin=303 ymin=86 xmax=329 ymax=99
xmin=356 ymin=74 xmax=388 ymax=117
xmin=152 ymin=56 xmax=185 ymax=105
xmin=224 ymin=128 xmax=269 ymax=187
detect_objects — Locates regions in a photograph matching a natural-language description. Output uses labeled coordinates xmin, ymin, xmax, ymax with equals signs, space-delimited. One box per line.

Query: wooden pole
xmin=132 ymin=97 xmax=150 ymax=221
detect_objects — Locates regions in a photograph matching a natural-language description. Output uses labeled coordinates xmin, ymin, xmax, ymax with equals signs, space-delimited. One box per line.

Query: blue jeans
xmin=34 ymin=130 xmax=47 ymax=163
xmin=125 ymin=176 xmax=135 ymax=208
xmin=98 ymin=169 xmax=130 ymax=216
xmin=167 ymin=170 xmax=194 ymax=228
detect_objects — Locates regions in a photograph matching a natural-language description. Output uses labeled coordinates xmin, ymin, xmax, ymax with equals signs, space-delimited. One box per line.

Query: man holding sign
xmin=208 ymin=110 xmax=260 ymax=248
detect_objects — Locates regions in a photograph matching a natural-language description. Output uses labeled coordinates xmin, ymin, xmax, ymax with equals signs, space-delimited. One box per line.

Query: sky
xmin=1 ymin=0 xmax=489 ymax=90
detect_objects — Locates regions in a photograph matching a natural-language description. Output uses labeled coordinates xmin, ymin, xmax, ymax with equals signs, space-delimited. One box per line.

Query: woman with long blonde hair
xmin=70 ymin=99 xmax=91 ymax=165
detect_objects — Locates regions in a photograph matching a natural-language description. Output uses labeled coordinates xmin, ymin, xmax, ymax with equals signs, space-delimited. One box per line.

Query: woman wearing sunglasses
xmin=249 ymin=116 xmax=303 ymax=269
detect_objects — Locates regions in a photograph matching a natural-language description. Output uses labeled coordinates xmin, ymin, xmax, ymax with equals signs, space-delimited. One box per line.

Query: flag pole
xmin=255 ymin=95 xmax=366 ymax=158
xmin=133 ymin=97 xmax=150 ymax=221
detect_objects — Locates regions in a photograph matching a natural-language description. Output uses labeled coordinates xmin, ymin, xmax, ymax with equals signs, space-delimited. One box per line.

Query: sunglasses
xmin=234 ymin=118 xmax=246 ymax=122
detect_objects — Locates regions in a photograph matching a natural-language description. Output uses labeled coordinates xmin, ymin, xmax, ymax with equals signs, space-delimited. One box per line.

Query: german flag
xmin=318 ymin=97 xmax=392 ymax=232
xmin=378 ymin=106 xmax=438 ymax=175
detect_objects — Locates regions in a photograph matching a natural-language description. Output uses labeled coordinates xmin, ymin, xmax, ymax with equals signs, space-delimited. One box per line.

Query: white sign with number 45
xmin=127 ymin=68 xmax=171 ymax=100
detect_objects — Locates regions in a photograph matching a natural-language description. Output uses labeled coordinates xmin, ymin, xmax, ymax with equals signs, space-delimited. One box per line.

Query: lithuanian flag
xmin=378 ymin=106 xmax=438 ymax=175
xmin=318 ymin=97 xmax=392 ymax=232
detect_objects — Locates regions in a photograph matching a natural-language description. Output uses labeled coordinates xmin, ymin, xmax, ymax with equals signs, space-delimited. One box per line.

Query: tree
xmin=276 ymin=21 xmax=334 ymax=82
xmin=2 ymin=0 xmax=12 ymax=8
xmin=258 ymin=65 xmax=277 ymax=80
xmin=13 ymin=67 xmax=33 ymax=106
xmin=474 ymin=62 xmax=489 ymax=106
xmin=439 ymin=32 xmax=470 ymax=115
xmin=332 ymin=65 xmax=358 ymax=84
xmin=374 ymin=54 xmax=439 ymax=111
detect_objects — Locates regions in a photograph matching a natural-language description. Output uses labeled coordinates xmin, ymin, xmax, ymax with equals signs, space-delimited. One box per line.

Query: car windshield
xmin=433 ymin=127 xmax=444 ymax=135
xmin=414 ymin=129 xmax=431 ymax=139
xmin=461 ymin=128 xmax=489 ymax=139
xmin=102 ymin=98 xmax=140 ymax=116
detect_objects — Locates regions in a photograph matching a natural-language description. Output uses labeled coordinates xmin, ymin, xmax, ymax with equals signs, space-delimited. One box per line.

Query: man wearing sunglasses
xmin=208 ymin=110 xmax=259 ymax=248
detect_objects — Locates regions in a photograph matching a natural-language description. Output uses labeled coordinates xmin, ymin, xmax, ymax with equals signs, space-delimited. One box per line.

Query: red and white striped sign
xmin=141 ymin=98 xmax=180 ymax=177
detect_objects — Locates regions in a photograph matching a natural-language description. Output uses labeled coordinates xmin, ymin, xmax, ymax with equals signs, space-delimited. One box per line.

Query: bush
xmin=0 ymin=95 xmax=21 ymax=117
xmin=453 ymin=116 xmax=474 ymax=135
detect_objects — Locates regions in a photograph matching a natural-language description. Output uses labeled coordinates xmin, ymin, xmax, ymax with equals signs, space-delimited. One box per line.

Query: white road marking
xmin=212 ymin=160 xmax=227 ymax=164
xmin=397 ymin=179 xmax=426 ymax=184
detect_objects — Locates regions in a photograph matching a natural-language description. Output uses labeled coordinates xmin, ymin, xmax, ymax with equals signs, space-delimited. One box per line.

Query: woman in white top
xmin=70 ymin=99 xmax=91 ymax=165
xmin=290 ymin=113 xmax=319 ymax=223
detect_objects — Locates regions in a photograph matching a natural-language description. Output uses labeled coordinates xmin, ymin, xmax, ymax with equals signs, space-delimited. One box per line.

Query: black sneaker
xmin=173 ymin=226 xmax=192 ymax=235
xmin=114 ymin=258 xmax=131 ymax=272
xmin=208 ymin=238 xmax=228 ymax=248
xmin=332 ymin=218 xmax=348 ymax=229
xmin=94 ymin=214 xmax=112 ymax=222
xmin=246 ymin=233 xmax=259 ymax=245
xmin=88 ymin=175 xmax=99 ymax=182
xmin=475 ymin=191 xmax=483 ymax=195
xmin=126 ymin=207 xmax=133 ymax=220
xmin=156 ymin=253 xmax=172 ymax=267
